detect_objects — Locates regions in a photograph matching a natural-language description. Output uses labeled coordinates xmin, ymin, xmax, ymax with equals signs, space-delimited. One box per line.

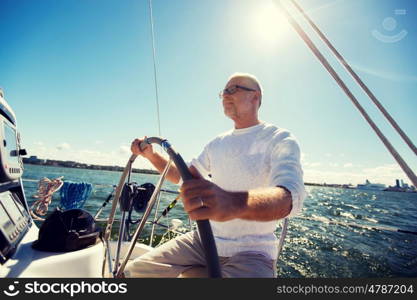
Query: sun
xmin=249 ymin=0 xmax=291 ymax=48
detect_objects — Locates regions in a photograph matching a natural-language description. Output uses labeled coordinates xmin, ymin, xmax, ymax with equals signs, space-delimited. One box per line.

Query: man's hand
xmin=181 ymin=172 xmax=292 ymax=221
xmin=180 ymin=179 xmax=245 ymax=222
xmin=131 ymin=137 xmax=154 ymax=159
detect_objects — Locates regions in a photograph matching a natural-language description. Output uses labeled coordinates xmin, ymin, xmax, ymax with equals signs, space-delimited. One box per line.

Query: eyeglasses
xmin=219 ymin=85 xmax=257 ymax=99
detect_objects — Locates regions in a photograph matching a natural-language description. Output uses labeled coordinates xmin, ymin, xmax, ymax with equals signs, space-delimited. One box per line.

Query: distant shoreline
xmin=304 ymin=182 xmax=353 ymax=189
xmin=22 ymin=158 xmax=415 ymax=192
xmin=23 ymin=159 xmax=346 ymax=186
xmin=22 ymin=158 xmax=159 ymax=175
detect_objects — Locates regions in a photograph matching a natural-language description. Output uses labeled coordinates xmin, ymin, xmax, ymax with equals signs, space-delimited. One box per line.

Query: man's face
xmin=221 ymin=77 xmax=259 ymax=120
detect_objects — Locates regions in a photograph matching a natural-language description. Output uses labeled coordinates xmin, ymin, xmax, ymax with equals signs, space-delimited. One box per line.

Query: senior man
xmin=126 ymin=72 xmax=305 ymax=277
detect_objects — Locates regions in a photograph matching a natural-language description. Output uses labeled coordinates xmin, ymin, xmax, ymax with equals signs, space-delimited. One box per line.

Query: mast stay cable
xmin=277 ymin=0 xmax=417 ymax=188
xmin=290 ymin=0 xmax=417 ymax=157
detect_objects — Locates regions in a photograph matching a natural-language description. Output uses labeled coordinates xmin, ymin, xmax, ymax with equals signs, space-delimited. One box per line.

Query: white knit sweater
xmin=191 ymin=122 xmax=306 ymax=259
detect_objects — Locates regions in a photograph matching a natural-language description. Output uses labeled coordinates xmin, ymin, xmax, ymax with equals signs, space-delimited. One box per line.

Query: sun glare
xmin=250 ymin=0 xmax=290 ymax=48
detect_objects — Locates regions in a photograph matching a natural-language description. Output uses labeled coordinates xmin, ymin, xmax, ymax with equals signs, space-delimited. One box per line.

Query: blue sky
xmin=0 ymin=0 xmax=416 ymax=185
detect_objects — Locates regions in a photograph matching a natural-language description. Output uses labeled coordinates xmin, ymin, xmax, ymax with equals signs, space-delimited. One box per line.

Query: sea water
xmin=22 ymin=164 xmax=417 ymax=278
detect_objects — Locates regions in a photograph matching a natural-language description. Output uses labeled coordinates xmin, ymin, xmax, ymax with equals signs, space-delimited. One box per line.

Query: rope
xmin=155 ymin=194 xmax=180 ymax=224
xmin=59 ymin=181 xmax=93 ymax=210
xmin=290 ymin=0 xmax=417 ymax=156
xmin=148 ymin=0 xmax=162 ymax=137
xmin=30 ymin=177 xmax=64 ymax=221
xmin=277 ymin=0 xmax=417 ymax=188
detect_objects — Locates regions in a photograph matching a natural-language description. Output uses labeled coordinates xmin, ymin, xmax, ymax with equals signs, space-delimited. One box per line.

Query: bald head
xmin=228 ymin=72 xmax=263 ymax=107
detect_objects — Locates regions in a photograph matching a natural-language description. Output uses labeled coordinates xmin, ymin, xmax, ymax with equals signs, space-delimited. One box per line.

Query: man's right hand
xmin=131 ymin=137 xmax=154 ymax=159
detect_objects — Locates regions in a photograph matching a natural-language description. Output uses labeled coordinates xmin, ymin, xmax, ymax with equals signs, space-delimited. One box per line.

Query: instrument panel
xmin=0 ymin=191 xmax=31 ymax=263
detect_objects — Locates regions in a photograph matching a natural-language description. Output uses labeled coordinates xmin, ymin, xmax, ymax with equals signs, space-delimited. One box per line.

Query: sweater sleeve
xmin=269 ymin=133 xmax=306 ymax=217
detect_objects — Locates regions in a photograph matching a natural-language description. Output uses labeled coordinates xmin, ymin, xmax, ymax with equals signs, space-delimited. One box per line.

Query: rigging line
xmin=277 ymin=0 xmax=417 ymax=188
xmin=149 ymin=159 xmax=172 ymax=246
xmin=290 ymin=0 xmax=417 ymax=156
xmin=148 ymin=0 xmax=162 ymax=137
xmin=276 ymin=218 xmax=289 ymax=262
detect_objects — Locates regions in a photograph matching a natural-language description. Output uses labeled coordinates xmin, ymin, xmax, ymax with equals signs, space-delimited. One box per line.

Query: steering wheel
xmin=105 ymin=137 xmax=221 ymax=278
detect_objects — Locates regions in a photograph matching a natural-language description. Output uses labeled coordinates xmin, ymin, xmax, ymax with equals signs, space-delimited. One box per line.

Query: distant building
xmin=385 ymin=179 xmax=416 ymax=193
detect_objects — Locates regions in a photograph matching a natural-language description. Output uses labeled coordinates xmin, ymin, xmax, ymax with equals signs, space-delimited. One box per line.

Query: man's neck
xmin=234 ymin=119 xmax=260 ymax=129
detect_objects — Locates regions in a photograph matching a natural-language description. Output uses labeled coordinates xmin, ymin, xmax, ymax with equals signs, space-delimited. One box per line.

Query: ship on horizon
xmin=357 ymin=179 xmax=386 ymax=191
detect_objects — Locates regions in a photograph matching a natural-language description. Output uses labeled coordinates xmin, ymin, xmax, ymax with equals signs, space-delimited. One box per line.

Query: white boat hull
xmin=0 ymin=225 xmax=153 ymax=278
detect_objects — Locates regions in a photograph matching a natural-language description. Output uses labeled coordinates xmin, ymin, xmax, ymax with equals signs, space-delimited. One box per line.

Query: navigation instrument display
xmin=0 ymin=206 xmax=12 ymax=230
xmin=0 ymin=193 xmax=23 ymax=224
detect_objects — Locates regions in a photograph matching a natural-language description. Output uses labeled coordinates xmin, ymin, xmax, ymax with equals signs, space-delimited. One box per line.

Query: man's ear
xmin=252 ymin=92 xmax=261 ymax=107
